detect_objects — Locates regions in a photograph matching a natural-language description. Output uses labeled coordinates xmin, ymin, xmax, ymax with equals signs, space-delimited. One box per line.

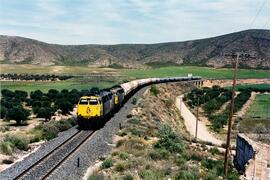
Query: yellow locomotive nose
xmin=77 ymin=96 xmax=102 ymax=118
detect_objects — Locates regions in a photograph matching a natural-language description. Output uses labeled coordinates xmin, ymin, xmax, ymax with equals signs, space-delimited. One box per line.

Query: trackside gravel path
xmin=176 ymin=95 xmax=223 ymax=146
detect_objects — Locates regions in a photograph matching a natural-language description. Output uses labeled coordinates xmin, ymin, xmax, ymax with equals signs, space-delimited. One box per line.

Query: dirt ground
xmin=203 ymin=78 xmax=270 ymax=87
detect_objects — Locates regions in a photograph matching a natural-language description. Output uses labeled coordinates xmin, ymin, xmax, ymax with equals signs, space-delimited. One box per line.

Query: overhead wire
xmin=249 ymin=0 xmax=268 ymax=28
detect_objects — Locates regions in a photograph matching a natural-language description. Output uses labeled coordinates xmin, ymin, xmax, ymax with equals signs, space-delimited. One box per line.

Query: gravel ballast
xmin=47 ymin=87 xmax=148 ymax=180
xmin=0 ymin=126 xmax=79 ymax=180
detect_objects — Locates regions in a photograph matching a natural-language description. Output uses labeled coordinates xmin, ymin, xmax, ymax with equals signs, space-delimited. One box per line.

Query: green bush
xmin=2 ymin=158 xmax=14 ymax=164
xmin=101 ymin=158 xmax=113 ymax=169
xmin=119 ymin=151 xmax=129 ymax=160
xmin=5 ymin=134 xmax=29 ymax=151
xmin=154 ymin=124 xmax=185 ymax=153
xmin=140 ymin=169 xmax=163 ymax=179
xmin=175 ymin=157 xmax=187 ymax=166
xmin=0 ymin=141 xmax=13 ymax=155
xmin=53 ymin=120 xmax=72 ymax=131
xmin=201 ymin=158 xmax=223 ymax=175
xmin=123 ymin=174 xmax=133 ymax=180
xmin=115 ymin=162 xmax=125 ymax=172
xmin=176 ymin=169 xmax=199 ymax=180
xmin=209 ymin=147 xmax=220 ymax=155
xmin=35 ymin=123 xmax=60 ymax=140
xmin=149 ymin=149 xmax=169 ymax=160
xmin=132 ymin=97 xmax=137 ymax=105
xmin=126 ymin=114 xmax=132 ymax=118
xmin=128 ymin=118 xmax=140 ymax=124
xmin=150 ymin=85 xmax=159 ymax=96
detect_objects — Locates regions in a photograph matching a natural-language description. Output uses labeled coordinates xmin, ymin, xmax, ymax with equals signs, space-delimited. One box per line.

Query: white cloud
xmin=0 ymin=0 xmax=269 ymax=44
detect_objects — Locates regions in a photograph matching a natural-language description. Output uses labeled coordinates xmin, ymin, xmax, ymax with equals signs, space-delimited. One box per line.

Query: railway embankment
xmin=87 ymin=82 xmax=239 ymax=179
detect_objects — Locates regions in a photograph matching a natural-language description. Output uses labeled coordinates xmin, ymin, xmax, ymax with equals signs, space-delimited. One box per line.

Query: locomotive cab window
xmin=89 ymin=99 xmax=99 ymax=105
xmin=79 ymin=99 xmax=88 ymax=105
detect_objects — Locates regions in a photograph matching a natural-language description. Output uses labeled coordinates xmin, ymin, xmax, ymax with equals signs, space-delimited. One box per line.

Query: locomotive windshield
xmin=89 ymin=99 xmax=98 ymax=105
xmin=79 ymin=99 xmax=88 ymax=105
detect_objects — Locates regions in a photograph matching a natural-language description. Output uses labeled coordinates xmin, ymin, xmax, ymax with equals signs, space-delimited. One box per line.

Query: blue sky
xmin=0 ymin=0 xmax=269 ymax=44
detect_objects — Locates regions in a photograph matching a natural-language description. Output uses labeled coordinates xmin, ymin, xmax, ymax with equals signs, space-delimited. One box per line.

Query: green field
xmin=1 ymin=64 xmax=270 ymax=92
xmin=0 ymin=79 xmax=118 ymax=93
xmin=123 ymin=66 xmax=270 ymax=79
xmin=226 ymin=84 xmax=270 ymax=91
xmin=246 ymin=94 xmax=270 ymax=119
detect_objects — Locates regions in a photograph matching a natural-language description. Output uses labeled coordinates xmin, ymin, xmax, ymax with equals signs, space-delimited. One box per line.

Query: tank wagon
xmin=77 ymin=76 xmax=201 ymax=128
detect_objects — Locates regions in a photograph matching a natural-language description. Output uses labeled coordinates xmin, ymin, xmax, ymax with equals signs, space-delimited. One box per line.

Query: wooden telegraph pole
xmin=195 ymin=97 xmax=199 ymax=141
xmin=223 ymin=52 xmax=239 ymax=177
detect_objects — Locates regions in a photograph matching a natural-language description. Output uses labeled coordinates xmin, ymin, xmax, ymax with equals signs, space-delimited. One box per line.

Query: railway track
xmin=15 ymin=130 xmax=95 ymax=180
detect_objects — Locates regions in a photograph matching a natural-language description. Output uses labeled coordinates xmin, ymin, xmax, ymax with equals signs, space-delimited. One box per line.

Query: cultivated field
xmin=246 ymin=94 xmax=270 ymax=119
xmin=1 ymin=64 xmax=270 ymax=93
xmin=123 ymin=66 xmax=270 ymax=79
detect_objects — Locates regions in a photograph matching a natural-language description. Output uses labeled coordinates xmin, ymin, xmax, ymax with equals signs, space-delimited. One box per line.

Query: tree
xmin=13 ymin=90 xmax=28 ymax=102
xmin=37 ymin=107 xmax=53 ymax=121
xmin=0 ymin=106 xmax=7 ymax=119
xmin=30 ymin=90 xmax=43 ymax=100
xmin=47 ymin=89 xmax=59 ymax=99
xmin=6 ymin=106 xmax=30 ymax=125
xmin=56 ymin=99 xmax=73 ymax=115
xmin=1 ymin=89 xmax=15 ymax=98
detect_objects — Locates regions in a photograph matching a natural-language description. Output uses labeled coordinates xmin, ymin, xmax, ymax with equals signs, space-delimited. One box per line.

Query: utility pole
xmin=195 ymin=96 xmax=199 ymax=141
xmin=223 ymin=52 xmax=239 ymax=177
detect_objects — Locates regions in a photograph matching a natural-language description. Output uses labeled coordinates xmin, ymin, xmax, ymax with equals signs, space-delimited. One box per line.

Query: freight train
xmin=77 ymin=76 xmax=201 ymax=128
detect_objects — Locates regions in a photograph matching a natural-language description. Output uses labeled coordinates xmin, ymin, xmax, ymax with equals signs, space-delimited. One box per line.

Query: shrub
xmin=53 ymin=120 xmax=72 ymax=131
xmin=5 ymin=134 xmax=29 ymax=151
xmin=154 ymin=124 xmax=185 ymax=153
xmin=123 ymin=174 xmax=133 ymax=180
xmin=128 ymin=118 xmax=140 ymax=124
xmin=149 ymin=149 xmax=169 ymax=160
xmin=175 ymin=157 xmax=187 ymax=166
xmin=0 ymin=141 xmax=13 ymax=155
xmin=176 ymin=169 xmax=199 ymax=180
xmin=201 ymin=158 xmax=223 ymax=175
xmin=132 ymin=97 xmax=137 ymax=105
xmin=88 ymin=174 xmax=105 ymax=180
xmin=119 ymin=151 xmax=129 ymax=160
xmin=101 ymin=158 xmax=113 ymax=169
xmin=150 ymin=85 xmax=159 ymax=96
xmin=209 ymin=147 xmax=220 ymax=155
xmin=2 ymin=158 xmax=14 ymax=164
xmin=115 ymin=162 xmax=125 ymax=172
xmin=140 ymin=169 xmax=163 ymax=179
xmin=126 ymin=114 xmax=132 ymax=118
xmin=36 ymin=123 xmax=60 ymax=140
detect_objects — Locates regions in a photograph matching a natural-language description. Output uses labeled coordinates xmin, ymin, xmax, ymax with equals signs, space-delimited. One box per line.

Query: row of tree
xmin=184 ymin=85 xmax=263 ymax=131
xmin=0 ymin=88 xmax=96 ymax=125
xmin=0 ymin=74 xmax=73 ymax=81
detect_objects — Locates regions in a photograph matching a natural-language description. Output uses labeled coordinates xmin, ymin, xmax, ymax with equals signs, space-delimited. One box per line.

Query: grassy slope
xmin=246 ymin=94 xmax=270 ymax=118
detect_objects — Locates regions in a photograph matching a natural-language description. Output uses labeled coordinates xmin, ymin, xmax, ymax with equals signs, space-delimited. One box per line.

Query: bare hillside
xmin=0 ymin=29 xmax=269 ymax=69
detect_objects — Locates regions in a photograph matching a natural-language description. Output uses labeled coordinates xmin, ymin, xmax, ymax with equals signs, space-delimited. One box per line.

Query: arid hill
xmin=0 ymin=29 xmax=269 ymax=69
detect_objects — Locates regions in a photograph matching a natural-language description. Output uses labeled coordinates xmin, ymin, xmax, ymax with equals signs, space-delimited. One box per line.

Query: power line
xmin=263 ymin=18 xmax=270 ymax=29
xmin=249 ymin=0 xmax=268 ymax=28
